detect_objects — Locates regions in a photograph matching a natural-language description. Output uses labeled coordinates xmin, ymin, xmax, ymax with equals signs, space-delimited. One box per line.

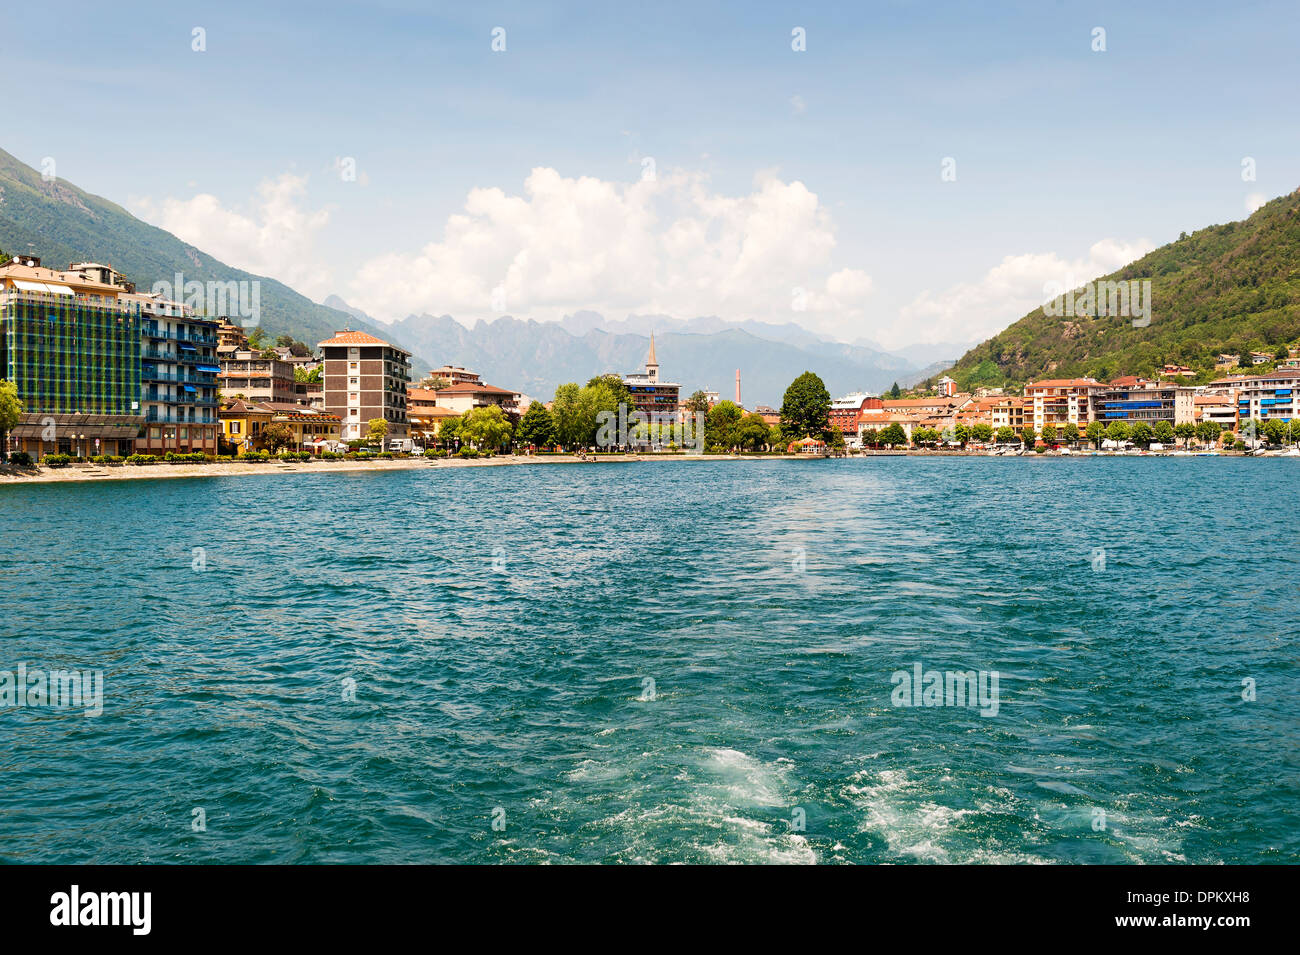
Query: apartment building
xmin=1194 ymin=393 xmax=1238 ymax=431
xmin=219 ymin=349 xmax=296 ymax=405
xmin=1024 ymin=378 xmax=1103 ymax=430
xmin=0 ymin=255 xmax=144 ymax=457
xmin=319 ymin=330 xmax=411 ymax=440
xmin=123 ymin=292 xmax=220 ymax=454
xmin=1088 ymin=378 xmax=1196 ymax=428
xmin=1221 ymin=369 xmax=1300 ymax=425
xmin=424 ymin=365 xmax=482 ymax=388
xmin=433 ymin=381 xmax=521 ymax=416
xmin=989 ymin=397 xmax=1027 ymax=431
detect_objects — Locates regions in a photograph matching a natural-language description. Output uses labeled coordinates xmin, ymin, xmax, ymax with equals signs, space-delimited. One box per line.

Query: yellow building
xmin=220 ymin=399 xmax=340 ymax=451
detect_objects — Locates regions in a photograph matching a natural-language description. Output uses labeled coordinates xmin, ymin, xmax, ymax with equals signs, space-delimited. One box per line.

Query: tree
xmin=439 ymin=414 xmax=463 ymax=448
xmin=705 ymin=400 xmax=744 ymax=449
xmin=586 ymin=374 xmax=632 ymax=409
xmin=1262 ymin=417 xmax=1286 ymax=445
xmin=888 ymin=381 xmax=902 ymax=399
xmin=828 ymin=425 xmax=847 ymax=454
xmin=0 ymin=379 xmax=23 ymax=460
xmin=1040 ymin=423 xmax=1057 ymax=446
xmin=551 ymin=380 xmax=621 ymax=449
xmin=1085 ymin=420 xmax=1105 ymax=449
xmin=971 ymin=423 xmax=993 ymax=445
xmin=879 ymin=423 xmax=908 ymax=448
xmin=683 ymin=390 xmax=711 ymax=415
xmin=952 ymin=423 xmax=970 ymax=447
xmin=1062 ymin=422 xmax=1080 ymax=447
xmin=736 ymin=412 xmax=772 ymax=451
xmin=1019 ymin=425 xmax=1037 ymax=448
xmin=1175 ymin=422 xmax=1196 ymax=447
xmin=1129 ymin=421 xmax=1154 ymax=448
xmin=768 ymin=424 xmax=784 ymax=450
xmin=779 ymin=371 xmax=831 ymax=439
xmin=995 ymin=426 xmax=1015 ymax=444
xmin=517 ymin=402 xmax=555 ymax=448
xmin=460 ymin=405 xmax=513 ymax=452
xmin=1194 ymin=420 xmax=1220 ymax=447
xmin=1105 ymin=420 xmax=1130 ymax=444
xmin=367 ymin=418 xmax=389 ymax=446
xmin=294 ymin=365 xmax=322 ymax=383
xmin=861 ymin=427 xmax=879 ymax=448
xmin=1153 ymin=420 xmax=1175 ymax=446
xmin=550 ymin=382 xmax=584 ymax=449
xmin=262 ymin=422 xmax=295 ymax=452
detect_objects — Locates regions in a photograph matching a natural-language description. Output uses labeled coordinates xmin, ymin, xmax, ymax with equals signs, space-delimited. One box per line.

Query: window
xmin=231 ymin=422 xmax=241 ymax=434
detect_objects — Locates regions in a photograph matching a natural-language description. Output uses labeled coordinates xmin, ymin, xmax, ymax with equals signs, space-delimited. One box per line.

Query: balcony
xmin=143 ymin=325 xmax=218 ymax=346
xmin=145 ymin=411 xmax=217 ymax=424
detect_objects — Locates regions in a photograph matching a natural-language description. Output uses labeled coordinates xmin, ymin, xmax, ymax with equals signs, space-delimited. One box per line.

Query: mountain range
xmin=323 ymin=298 xmax=964 ymax=405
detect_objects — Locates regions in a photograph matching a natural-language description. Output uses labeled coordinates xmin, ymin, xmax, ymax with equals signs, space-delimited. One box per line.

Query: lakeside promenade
xmin=0 ymin=448 xmax=1277 ymax=485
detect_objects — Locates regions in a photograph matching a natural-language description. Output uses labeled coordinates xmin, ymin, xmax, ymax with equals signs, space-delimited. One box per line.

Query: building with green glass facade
xmin=1 ymin=256 xmax=145 ymax=457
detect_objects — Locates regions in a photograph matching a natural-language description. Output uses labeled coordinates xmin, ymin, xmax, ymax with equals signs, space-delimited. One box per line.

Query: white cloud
xmin=347 ymin=167 xmax=873 ymax=336
xmin=1246 ymin=192 xmax=1267 ymax=213
xmin=131 ymin=174 xmax=332 ymax=298
xmin=880 ymin=237 xmax=1156 ymax=349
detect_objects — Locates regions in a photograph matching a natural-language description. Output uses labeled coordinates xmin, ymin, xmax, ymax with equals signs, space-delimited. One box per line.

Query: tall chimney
xmin=735 ymin=368 xmax=741 ymax=405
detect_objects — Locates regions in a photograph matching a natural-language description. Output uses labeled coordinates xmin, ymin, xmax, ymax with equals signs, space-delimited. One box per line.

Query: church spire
xmin=647 ymin=332 xmax=658 ymax=368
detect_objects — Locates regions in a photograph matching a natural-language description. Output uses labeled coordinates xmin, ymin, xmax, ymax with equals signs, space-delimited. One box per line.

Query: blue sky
xmin=3 ymin=0 xmax=1298 ymax=348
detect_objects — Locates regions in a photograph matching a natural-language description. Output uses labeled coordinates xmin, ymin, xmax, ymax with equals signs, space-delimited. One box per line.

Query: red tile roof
xmin=436 ymin=382 xmax=517 ymax=396
xmin=317 ymin=330 xmax=409 ymax=351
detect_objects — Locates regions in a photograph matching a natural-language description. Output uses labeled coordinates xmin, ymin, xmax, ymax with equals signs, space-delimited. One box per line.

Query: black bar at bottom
xmin=0 ymin=864 xmax=1279 ymax=941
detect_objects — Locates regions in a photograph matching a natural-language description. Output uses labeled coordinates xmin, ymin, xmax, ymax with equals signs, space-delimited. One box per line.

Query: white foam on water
xmin=847 ymin=768 xmax=1052 ymax=864
xmin=702 ymin=748 xmax=788 ymax=807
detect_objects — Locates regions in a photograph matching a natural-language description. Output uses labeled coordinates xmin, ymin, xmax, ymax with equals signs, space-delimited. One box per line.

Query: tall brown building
xmin=318 ymin=330 xmax=412 ymax=441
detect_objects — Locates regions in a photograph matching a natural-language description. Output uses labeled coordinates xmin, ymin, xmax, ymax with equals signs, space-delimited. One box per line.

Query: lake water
xmin=1 ymin=458 xmax=1296 ymax=863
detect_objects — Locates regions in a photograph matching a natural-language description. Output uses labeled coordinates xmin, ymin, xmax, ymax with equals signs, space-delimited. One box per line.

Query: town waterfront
xmin=1 ymin=457 xmax=1296 ymax=864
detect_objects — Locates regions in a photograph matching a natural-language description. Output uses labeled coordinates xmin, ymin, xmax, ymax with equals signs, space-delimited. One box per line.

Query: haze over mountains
xmin=325 ymin=296 xmax=967 ymax=405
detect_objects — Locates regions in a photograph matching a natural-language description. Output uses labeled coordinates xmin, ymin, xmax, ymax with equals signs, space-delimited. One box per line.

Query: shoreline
xmin=0 ymin=448 xmax=1273 ymax=485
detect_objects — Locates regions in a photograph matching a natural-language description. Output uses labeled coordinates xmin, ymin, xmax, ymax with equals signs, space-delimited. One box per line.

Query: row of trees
xmin=855 ymin=418 xmax=1244 ymax=451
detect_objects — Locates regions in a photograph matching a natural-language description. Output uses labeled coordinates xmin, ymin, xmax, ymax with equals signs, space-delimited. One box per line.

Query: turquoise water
xmin=1 ymin=458 xmax=1296 ymax=864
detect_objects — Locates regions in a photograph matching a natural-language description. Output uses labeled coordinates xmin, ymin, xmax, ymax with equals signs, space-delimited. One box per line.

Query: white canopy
xmin=12 ymin=280 xmax=74 ymax=295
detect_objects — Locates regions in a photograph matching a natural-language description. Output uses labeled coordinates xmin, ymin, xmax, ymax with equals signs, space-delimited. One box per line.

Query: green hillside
xmin=0 ymin=147 xmax=427 ymax=370
xmin=947 ymin=189 xmax=1300 ymax=388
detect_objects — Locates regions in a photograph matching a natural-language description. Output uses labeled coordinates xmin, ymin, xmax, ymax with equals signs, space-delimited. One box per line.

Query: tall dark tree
xmin=779 ymin=371 xmax=831 ymax=439
xmin=683 ymin=390 xmax=711 ymax=414
xmin=517 ymin=401 xmax=556 ymax=448
xmin=705 ymin=400 xmax=743 ymax=449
